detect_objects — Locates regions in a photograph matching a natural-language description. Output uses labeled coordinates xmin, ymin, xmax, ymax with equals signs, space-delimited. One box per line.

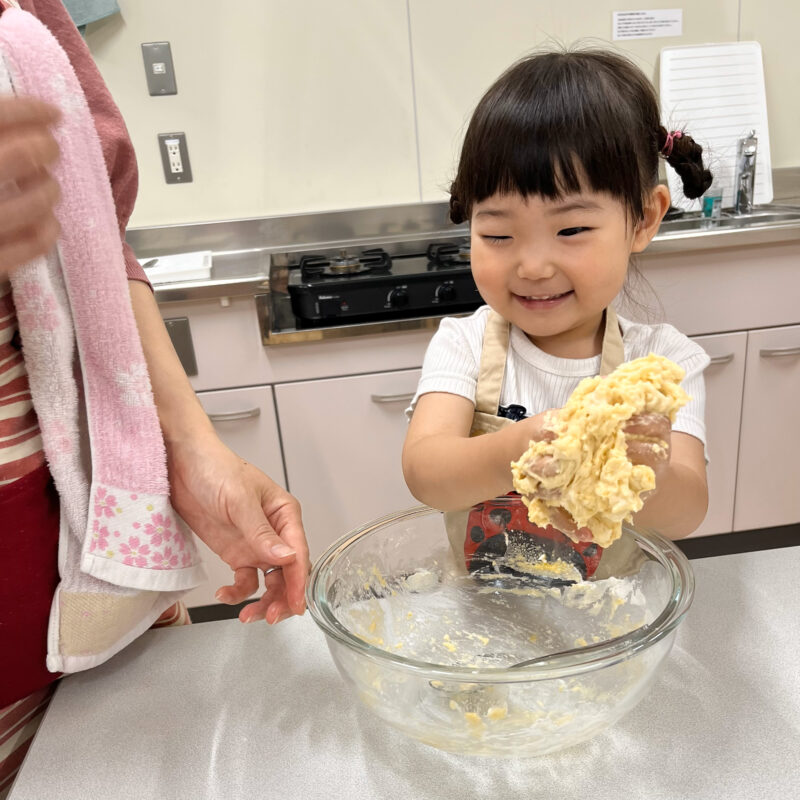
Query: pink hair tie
xmin=662 ymin=130 xmax=683 ymax=158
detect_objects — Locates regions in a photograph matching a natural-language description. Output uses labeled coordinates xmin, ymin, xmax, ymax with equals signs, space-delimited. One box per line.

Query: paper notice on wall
xmin=613 ymin=10 xmax=682 ymax=40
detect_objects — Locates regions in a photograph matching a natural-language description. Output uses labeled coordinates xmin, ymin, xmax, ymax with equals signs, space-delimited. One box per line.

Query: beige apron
xmin=444 ymin=307 xmax=635 ymax=576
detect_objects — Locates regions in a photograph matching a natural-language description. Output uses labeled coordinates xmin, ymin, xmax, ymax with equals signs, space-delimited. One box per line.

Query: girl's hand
xmin=514 ymin=410 xmax=561 ymax=498
xmin=622 ymin=412 xmax=671 ymax=477
xmin=546 ymin=506 xmax=594 ymax=542
xmin=525 ymin=411 xmax=672 ymax=538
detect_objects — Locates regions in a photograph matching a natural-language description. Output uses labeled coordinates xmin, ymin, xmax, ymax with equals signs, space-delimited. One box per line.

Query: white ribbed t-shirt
xmin=408 ymin=305 xmax=710 ymax=449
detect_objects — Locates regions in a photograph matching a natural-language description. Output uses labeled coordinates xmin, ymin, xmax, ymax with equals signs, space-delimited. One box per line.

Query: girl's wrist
xmin=518 ymin=411 xmax=554 ymax=449
xmin=499 ymin=415 xmax=546 ymax=474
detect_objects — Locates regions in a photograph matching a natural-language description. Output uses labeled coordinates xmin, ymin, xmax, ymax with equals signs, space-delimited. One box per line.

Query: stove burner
xmin=427 ymin=241 xmax=471 ymax=268
xmin=328 ymin=252 xmax=365 ymax=274
xmin=298 ymin=248 xmax=391 ymax=281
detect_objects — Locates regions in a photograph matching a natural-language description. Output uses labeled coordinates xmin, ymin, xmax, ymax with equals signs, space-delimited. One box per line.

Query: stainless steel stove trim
xmin=154 ymin=275 xmax=270 ymax=303
xmin=127 ymin=201 xmax=465 ymax=259
xmin=254 ymin=292 xmax=460 ymax=344
xmin=136 ymin=198 xmax=800 ymax=341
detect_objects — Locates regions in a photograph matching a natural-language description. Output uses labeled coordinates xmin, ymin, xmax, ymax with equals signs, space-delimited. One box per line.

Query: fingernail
xmin=215 ymin=590 xmax=225 ymax=603
xmin=270 ymin=544 xmax=296 ymax=559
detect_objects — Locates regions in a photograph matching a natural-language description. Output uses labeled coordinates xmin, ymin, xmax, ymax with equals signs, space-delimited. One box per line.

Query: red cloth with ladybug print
xmin=464 ymin=492 xmax=602 ymax=582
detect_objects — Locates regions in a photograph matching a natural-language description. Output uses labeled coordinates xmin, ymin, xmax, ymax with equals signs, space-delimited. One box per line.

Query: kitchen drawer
xmin=689 ymin=332 xmax=747 ymax=536
xmin=159 ymin=296 xmax=271 ymax=392
xmin=734 ymin=324 xmax=800 ymax=531
xmin=275 ymin=369 xmax=420 ymax=558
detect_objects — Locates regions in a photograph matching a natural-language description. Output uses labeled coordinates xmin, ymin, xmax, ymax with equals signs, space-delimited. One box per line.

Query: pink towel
xmin=1 ymin=8 xmax=204 ymax=672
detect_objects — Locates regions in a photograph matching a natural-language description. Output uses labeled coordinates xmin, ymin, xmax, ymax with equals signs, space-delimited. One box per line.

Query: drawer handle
xmin=208 ymin=407 xmax=261 ymax=421
xmin=370 ymin=392 xmax=415 ymax=404
xmin=708 ymin=353 xmax=734 ymax=365
xmin=759 ymin=346 xmax=800 ymax=359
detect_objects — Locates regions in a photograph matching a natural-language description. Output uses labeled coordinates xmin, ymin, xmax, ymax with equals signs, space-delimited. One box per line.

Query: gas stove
xmin=274 ymin=238 xmax=482 ymax=329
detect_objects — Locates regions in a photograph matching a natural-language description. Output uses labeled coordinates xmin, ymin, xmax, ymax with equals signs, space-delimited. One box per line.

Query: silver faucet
xmin=733 ymin=130 xmax=758 ymax=214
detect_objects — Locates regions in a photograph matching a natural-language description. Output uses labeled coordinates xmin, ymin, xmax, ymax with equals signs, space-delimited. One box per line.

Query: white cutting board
xmin=139 ymin=250 xmax=212 ymax=284
xmin=660 ymin=41 xmax=773 ymax=210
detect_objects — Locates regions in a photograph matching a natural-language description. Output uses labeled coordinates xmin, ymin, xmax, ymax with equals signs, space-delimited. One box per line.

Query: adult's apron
xmin=443 ymin=307 xmax=635 ymax=579
xmin=0 ymin=464 xmax=61 ymax=707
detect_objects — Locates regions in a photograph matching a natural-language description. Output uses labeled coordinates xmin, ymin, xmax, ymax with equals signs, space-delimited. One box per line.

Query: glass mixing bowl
xmin=307 ymin=504 xmax=694 ymax=757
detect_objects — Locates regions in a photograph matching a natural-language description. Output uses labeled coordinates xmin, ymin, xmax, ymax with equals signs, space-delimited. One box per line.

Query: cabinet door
xmin=275 ymin=369 xmax=421 ymax=558
xmin=182 ymin=386 xmax=286 ymax=609
xmin=689 ymin=332 xmax=747 ymax=537
xmin=734 ymin=325 xmax=800 ymax=531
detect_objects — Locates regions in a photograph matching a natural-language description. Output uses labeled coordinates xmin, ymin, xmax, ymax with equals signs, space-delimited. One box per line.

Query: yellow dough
xmin=511 ymin=354 xmax=689 ymax=547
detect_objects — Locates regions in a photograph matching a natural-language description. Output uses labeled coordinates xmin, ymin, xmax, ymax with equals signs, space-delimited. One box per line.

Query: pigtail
xmin=658 ymin=127 xmax=713 ymax=199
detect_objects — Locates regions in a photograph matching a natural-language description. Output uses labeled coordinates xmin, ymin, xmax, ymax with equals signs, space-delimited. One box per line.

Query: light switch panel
xmin=141 ymin=41 xmax=177 ymax=96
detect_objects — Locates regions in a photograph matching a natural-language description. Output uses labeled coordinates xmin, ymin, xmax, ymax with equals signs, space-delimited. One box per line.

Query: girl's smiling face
xmin=470 ymin=187 xmax=668 ymax=358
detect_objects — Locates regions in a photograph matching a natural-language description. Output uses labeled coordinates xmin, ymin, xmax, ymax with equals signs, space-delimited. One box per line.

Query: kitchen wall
xmin=84 ymin=0 xmax=799 ymax=227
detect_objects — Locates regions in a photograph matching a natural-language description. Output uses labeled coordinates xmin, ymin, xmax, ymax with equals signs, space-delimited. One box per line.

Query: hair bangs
xmin=450 ymin=50 xmax=661 ymax=224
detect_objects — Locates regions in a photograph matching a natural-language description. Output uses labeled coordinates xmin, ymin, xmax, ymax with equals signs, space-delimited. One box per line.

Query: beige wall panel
xmin=84 ymin=0 xmax=794 ymax=226
xmin=410 ymin=0 xmax=740 ymax=202
xmin=87 ymin=0 xmax=419 ymax=226
xmin=740 ymin=0 xmax=800 ymax=168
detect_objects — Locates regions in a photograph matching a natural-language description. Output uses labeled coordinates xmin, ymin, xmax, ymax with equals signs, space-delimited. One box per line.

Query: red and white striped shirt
xmin=0 ymin=282 xmax=44 ymax=484
xmin=0 ymin=687 xmax=54 ymax=799
xmin=1 ymin=0 xmax=152 ymax=793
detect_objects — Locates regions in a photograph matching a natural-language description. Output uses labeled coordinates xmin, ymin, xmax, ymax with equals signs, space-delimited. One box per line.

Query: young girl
xmin=402 ymin=48 xmax=711 ymax=550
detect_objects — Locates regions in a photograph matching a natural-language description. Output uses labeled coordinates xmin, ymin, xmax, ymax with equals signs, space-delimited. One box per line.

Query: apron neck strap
xmin=474 ymin=306 xmax=625 ymax=414
xmin=598 ymin=307 xmax=624 ymax=377
xmin=474 ymin=311 xmax=510 ymax=414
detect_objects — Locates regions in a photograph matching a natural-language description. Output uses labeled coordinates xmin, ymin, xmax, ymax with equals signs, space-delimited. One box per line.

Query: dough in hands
xmin=511 ymin=354 xmax=690 ymax=548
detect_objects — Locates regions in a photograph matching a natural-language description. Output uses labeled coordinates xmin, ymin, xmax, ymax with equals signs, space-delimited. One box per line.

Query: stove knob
xmin=435 ymin=283 xmax=456 ymax=302
xmin=388 ymin=287 xmax=409 ymax=308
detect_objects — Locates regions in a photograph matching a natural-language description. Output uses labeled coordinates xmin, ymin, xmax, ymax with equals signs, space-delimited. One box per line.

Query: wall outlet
xmin=157 ymin=132 xmax=193 ymax=184
xmin=165 ymin=138 xmax=182 ymax=173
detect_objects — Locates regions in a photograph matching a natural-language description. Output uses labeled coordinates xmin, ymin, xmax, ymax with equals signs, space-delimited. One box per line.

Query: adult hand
xmin=166 ymin=431 xmax=310 ymax=624
xmin=0 ymin=96 xmax=61 ymax=278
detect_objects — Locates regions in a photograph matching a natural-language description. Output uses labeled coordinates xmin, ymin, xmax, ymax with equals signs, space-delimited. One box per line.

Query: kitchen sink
xmin=657 ymin=204 xmax=800 ymax=234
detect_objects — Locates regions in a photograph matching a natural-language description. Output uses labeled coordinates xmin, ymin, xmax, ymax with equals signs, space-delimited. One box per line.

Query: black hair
xmin=449 ymin=48 xmax=712 ymax=224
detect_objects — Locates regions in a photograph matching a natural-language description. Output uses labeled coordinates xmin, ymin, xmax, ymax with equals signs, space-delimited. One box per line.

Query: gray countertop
xmin=11 ymin=546 xmax=800 ymax=800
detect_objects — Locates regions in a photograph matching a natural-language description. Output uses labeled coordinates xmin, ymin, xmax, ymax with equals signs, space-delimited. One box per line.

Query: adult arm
xmin=129 ymin=281 xmax=310 ymax=622
xmin=28 ymin=0 xmax=310 ymax=620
